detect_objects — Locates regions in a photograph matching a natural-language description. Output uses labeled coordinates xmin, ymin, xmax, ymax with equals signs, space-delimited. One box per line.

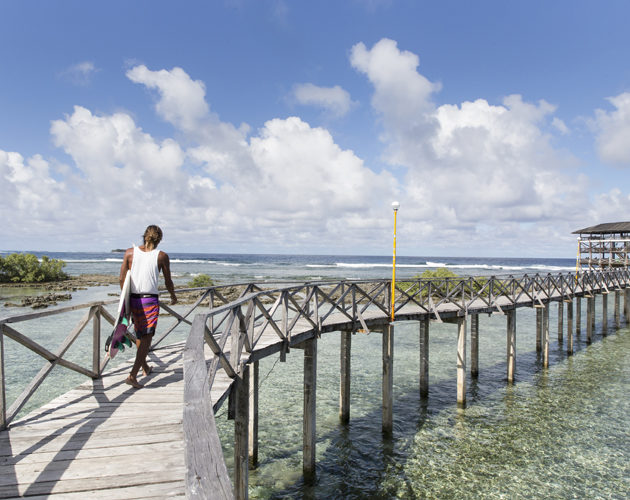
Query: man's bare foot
xmin=125 ymin=376 xmax=143 ymax=389
xmin=143 ymin=365 xmax=152 ymax=376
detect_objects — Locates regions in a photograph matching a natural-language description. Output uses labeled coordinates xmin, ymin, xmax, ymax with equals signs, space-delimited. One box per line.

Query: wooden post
xmin=234 ymin=364 xmax=250 ymax=500
xmin=340 ymin=330 xmax=351 ymax=423
xmin=419 ymin=316 xmax=429 ymax=397
xmin=602 ymin=293 xmax=608 ymax=334
xmin=567 ymin=299 xmax=574 ymax=355
xmin=576 ymin=297 xmax=582 ymax=335
xmin=303 ymin=337 xmax=317 ymax=482
xmin=248 ymin=361 xmax=259 ymax=468
xmin=382 ymin=324 xmax=394 ymax=434
xmin=615 ymin=290 xmax=620 ymax=327
xmin=535 ymin=306 xmax=542 ymax=352
xmin=92 ymin=306 xmax=101 ymax=377
xmin=507 ymin=310 xmax=516 ymax=383
xmin=456 ymin=317 xmax=467 ymax=407
xmin=470 ymin=314 xmax=479 ymax=378
xmin=586 ymin=297 xmax=593 ymax=344
xmin=625 ymin=288 xmax=629 ymax=320
xmin=0 ymin=328 xmax=5 ymax=430
xmin=591 ymin=295 xmax=596 ymax=330
xmin=543 ymin=304 xmax=550 ymax=368
xmin=557 ymin=301 xmax=563 ymax=342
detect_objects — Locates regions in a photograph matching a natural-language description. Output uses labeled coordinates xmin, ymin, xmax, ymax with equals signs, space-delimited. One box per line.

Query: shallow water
xmin=215 ymin=305 xmax=630 ymax=499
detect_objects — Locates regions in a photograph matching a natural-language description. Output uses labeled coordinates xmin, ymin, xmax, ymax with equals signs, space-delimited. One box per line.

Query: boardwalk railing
xmin=0 ymin=283 xmax=258 ymax=430
xmin=183 ymin=268 xmax=630 ymax=499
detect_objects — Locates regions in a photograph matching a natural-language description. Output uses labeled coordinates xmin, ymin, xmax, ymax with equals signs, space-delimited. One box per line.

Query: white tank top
xmin=130 ymin=246 xmax=160 ymax=294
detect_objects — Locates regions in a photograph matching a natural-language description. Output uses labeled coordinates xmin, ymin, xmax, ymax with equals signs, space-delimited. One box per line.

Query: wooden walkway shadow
xmin=0 ymin=342 xmax=209 ymax=498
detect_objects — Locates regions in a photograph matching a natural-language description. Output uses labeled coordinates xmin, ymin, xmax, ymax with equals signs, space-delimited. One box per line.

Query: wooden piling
xmin=382 ymin=324 xmax=394 ymax=434
xmin=248 ymin=361 xmax=259 ymax=468
xmin=602 ymin=293 xmax=608 ymax=334
xmin=507 ymin=310 xmax=516 ymax=383
xmin=576 ymin=297 xmax=581 ymax=334
xmin=591 ymin=295 xmax=596 ymax=330
xmin=456 ymin=317 xmax=467 ymax=407
xmin=303 ymin=337 xmax=317 ymax=481
xmin=535 ymin=306 xmax=543 ymax=352
xmin=340 ymin=330 xmax=351 ymax=423
xmin=625 ymin=288 xmax=630 ymax=320
xmin=470 ymin=314 xmax=479 ymax=378
xmin=557 ymin=301 xmax=563 ymax=342
xmin=615 ymin=290 xmax=620 ymax=327
xmin=543 ymin=304 xmax=550 ymax=368
xmin=567 ymin=299 xmax=574 ymax=355
xmin=234 ymin=365 xmax=250 ymax=500
xmin=586 ymin=296 xmax=593 ymax=344
xmin=419 ymin=316 xmax=429 ymax=397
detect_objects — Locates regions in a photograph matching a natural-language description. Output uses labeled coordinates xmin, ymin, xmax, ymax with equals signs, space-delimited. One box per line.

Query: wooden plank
xmin=303 ymin=337 xmax=317 ymax=482
xmin=339 ymin=330 xmax=351 ymax=423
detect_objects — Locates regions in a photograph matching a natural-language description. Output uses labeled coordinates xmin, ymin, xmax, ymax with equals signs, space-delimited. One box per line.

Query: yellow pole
xmin=390 ymin=202 xmax=400 ymax=322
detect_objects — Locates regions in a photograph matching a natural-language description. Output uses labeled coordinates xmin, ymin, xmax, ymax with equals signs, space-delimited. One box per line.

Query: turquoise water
xmin=215 ymin=306 xmax=630 ymax=499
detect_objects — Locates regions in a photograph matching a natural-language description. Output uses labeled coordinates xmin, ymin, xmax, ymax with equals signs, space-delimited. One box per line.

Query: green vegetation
xmin=397 ymin=268 xmax=508 ymax=299
xmin=187 ymin=274 xmax=214 ymax=288
xmin=0 ymin=253 xmax=68 ymax=283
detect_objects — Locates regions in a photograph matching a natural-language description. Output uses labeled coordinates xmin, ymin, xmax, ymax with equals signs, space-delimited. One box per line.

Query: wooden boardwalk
xmin=2 ymin=270 xmax=629 ymax=498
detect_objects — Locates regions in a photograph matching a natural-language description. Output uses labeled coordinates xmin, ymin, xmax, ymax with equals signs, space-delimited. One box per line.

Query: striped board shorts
xmin=130 ymin=294 xmax=160 ymax=337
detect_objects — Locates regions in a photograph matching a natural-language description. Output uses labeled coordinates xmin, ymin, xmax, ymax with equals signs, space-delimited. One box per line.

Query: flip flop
xmin=125 ymin=376 xmax=143 ymax=389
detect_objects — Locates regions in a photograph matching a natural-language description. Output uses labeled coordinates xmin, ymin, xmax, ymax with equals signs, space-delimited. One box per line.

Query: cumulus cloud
xmin=292 ymin=83 xmax=355 ymax=117
xmin=350 ymin=38 xmax=588 ymax=251
xmin=594 ymin=92 xmax=630 ymax=166
xmin=59 ymin=61 xmax=99 ymax=86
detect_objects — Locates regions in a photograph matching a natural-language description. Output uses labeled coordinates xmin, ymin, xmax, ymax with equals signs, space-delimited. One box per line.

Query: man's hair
xmin=143 ymin=225 xmax=163 ymax=250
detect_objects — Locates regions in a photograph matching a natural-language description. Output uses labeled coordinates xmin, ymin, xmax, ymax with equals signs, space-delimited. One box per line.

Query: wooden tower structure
xmin=573 ymin=221 xmax=630 ymax=270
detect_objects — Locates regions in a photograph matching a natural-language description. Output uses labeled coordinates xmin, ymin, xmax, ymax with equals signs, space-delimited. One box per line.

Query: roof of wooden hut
xmin=572 ymin=222 xmax=630 ymax=234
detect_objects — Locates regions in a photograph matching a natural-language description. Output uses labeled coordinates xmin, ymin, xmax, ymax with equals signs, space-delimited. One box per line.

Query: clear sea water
xmin=1 ymin=252 xmax=628 ymax=498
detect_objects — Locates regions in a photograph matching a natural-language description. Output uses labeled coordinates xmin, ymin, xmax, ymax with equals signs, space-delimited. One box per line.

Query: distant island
xmin=111 ymin=249 xmax=126 ymax=253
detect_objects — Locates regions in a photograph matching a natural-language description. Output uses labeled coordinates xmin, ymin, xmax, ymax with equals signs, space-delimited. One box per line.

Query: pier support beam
xmin=234 ymin=365 xmax=250 ymax=500
xmin=535 ymin=306 xmax=543 ymax=353
xmin=92 ymin=307 xmax=101 ymax=376
xmin=303 ymin=338 xmax=317 ymax=482
xmin=591 ymin=295 xmax=596 ymax=330
xmin=382 ymin=324 xmax=394 ymax=434
xmin=586 ymin=296 xmax=593 ymax=344
xmin=456 ymin=317 xmax=467 ymax=407
xmin=576 ymin=297 xmax=581 ymax=335
xmin=506 ymin=310 xmax=516 ymax=383
xmin=419 ymin=317 xmax=430 ymax=397
xmin=557 ymin=301 xmax=563 ymax=342
xmin=602 ymin=293 xmax=608 ymax=334
xmin=340 ymin=331 xmax=351 ymax=423
xmin=625 ymin=288 xmax=630 ymax=320
xmin=248 ymin=361 xmax=259 ymax=469
xmin=543 ymin=304 xmax=550 ymax=368
xmin=615 ymin=290 xmax=620 ymax=327
xmin=470 ymin=314 xmax=479 ymax=378
xmin=567 ymin=299 xmax=574 ymax=355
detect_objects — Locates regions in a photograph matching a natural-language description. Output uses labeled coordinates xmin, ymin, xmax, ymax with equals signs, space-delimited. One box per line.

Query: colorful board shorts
xmin=130 ymin=294 xmax=159 ymax=337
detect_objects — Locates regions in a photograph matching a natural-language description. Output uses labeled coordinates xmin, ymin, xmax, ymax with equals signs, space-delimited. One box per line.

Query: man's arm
xmin=158 ymin=251 xmax=177 ymax=304
xmin=119 ymin=248 xmax=133 ymax=289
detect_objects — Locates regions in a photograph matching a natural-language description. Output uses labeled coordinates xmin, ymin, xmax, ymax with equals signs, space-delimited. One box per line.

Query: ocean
xmin=1 ymin=252 xmax=628 ymax=499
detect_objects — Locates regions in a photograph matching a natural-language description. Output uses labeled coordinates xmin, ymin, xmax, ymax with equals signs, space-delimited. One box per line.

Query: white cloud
xmin=126 ymin=65 xmax=209 ymax=132
xmin=60 ymin=61 xmax=99 ymax=86
xmin=594 ymin=92 xmax=630 ymax=166
xmin=292 ymin=83 xmax=355 ymax=117
xmin=351 ymin=38 xmax=588 ymax=252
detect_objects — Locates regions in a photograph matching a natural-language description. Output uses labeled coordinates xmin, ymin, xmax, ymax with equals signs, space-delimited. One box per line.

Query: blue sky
xmin=1 ymin=0 xmax=630 ymax=257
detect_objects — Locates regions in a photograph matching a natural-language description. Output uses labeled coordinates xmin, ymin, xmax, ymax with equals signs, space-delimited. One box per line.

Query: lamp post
xmin=390 ymin=201 xmax=400 ymax=322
